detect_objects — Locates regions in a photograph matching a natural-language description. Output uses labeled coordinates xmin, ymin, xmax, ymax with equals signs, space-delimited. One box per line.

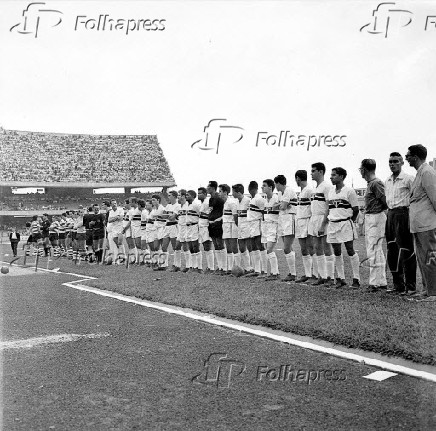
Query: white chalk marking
xmin=0 ymin=333 xmax=110 ymax=350
xmin=62 ymin=282 xmax=436 ymax=384
xmin=363 ymin=371 xmax=398 ymax=381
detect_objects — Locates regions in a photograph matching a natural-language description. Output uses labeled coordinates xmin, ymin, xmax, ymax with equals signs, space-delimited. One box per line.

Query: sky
xmin=1 ymin=0 xmax=435 ymax=191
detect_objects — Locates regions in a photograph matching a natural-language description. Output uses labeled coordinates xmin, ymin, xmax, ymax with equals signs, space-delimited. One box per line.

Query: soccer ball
xmin=1 ymin=266 xmax=9 ymax=274
xmin=231 ymin=265 xmax=245 ymax=277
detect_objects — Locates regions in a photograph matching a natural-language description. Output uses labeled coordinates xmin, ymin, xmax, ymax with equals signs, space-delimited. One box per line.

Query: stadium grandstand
xmin=0 ymin=127 xmax=176 ymax=230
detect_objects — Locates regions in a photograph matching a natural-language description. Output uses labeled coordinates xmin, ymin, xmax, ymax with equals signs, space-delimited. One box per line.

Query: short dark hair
xmin=88 ymin=206 xmax=93 ymax=212
xmin=408 ymin=144 xmax=427 ymax=160
xmin=332 ymin=167 xmax=347 ymax=179
xmin=219 ymin=184 xmax=230 ymax=194
xmin=295 ymin=170 xmax=307 ymax=181
xmin=361 ymin=159 xmax=376 ymax=171
xmin=232 ymin=184 xmax=244 ymax=194
xmin=187 ymin=190 xmax=197 ymax=199
xmin=152 ymin=194 xmax=161 ymax=202
xmin=248 ymin=181 xmax=258 ymax=190
xmin=390 ymin=152 xmax=402 ymax=158
xmin=263 ymin=179 xmax=275 ymax=191
xmin=208 ymin=181 xmax=218 ymax=191
xmin=169 ymin=190 xmax=178 ymax=198
xmin=179 ymin=189 xmax=187 ymax=197
xmin=103 ymin=201 xmax=110 ymax=207
xmin=198 ymin=187 xmax=207 ymax=195
xmin=124 ymin=198 xmax=130 ymax=205
xmin=129 ymin=197 xmax=138 ymax=204
xmin=32 ymin=215 xmax=38 ymax=221
xmin=274 ymin=175 xmax=287 ymax=186
xmin=311 ymin=162 xmax=326 ymax=174
xmin=137 ymin=199 xmax=145 ymax=208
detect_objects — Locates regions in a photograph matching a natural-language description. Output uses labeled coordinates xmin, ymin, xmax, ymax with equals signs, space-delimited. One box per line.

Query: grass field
xmin=3 ymin=236 xmax=435 ymax=366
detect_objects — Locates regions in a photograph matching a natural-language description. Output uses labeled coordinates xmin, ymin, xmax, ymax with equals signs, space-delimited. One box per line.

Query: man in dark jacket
xmin=9 ymin=227 xmax=20 ymax=257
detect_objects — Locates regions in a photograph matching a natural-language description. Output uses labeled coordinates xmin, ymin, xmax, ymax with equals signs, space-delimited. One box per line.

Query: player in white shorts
xmin=247 ymin=181 xmax=267 ymax=277
xmin=197 ymin=187 xmax=214 ymax=272
xmin=174 ymin=189 xmax=190 ymax=272
xmin=185 ymin=190 xmax=202 ymax=272
xmin=232 ymin=184 xmax=251 ymax=273
xmin=151 ymin=194 xmax=166 ymax=269
xmin=123 ymin=197 xmax=142 ymax=264
xmin=220 ymin=183 xmax=238 ymax=274
xmin=161 ymin=190 xmax=181 ymax=270
xmin=140 ymin=200 xmax=152 ymax=265
xmin=295 ymin=170 xmax=315 ymax=283
xmin=274 ymin=174 xmax=298 ymax=282
xmin=309 ymin=162 xmax=335 ymax=286
xmin=145 ymin=199 xmax=158 ymax=265
xmin=122 ymin=198 xmax=134 ymax=250
xmin=261 ymin=179 xmax=280 ymax=280
xmin=327 ymin=167 xmax=360 ymax=288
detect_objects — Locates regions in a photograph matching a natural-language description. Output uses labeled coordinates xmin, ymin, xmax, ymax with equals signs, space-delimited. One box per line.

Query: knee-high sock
xmin=227 ymin=253 xmax=234 ymax=270
xmin=162 ymin=251 xmax=169 ymax=267
xmin=252 ymin=250 xmax=261 ymax=273
xmin=350 ymin=252 xmax=360 ymax=280
xmin=335 ymin=255 xmax=345 ymax=279
xmin=234 ymin=252 xmax=241 ymax=267
xmin=214 ymin=250 xmax=222 ymax=270
xmin=311 ymin=254 xmax=318 ymax=278
xmin=302 ymin=255 xmax=312 ymax=277
xmin=242 ymin=250 xmax=251 ymax=271
xmin=285 ymin=251 xmax=296 ymax=275
xmin=260 ymin=249 xmax=268 ymax=273
xmin=326 ymin=255 xmax=335 ymax=279
xmin=221 ymin=250 xmax=228 ymax=271
xmin=206 ymin=250 xmax=214 ymax=270
xmin=197 ymin=250 xmax=203 ymax=270
xmin=174 ymin=250 xmax=182 ymax=268
xmin=268 ymin=252 xmax=279 ymax=275
xmin=191 ymin=252 xmax=198 ymax=269
xmin=317 ymin=255 xmax=326 ymax=279
xmin=184 ymin=250 xmax=192 ymax=268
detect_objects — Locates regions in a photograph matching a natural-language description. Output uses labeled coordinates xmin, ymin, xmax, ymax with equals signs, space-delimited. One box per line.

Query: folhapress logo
xmin=10 ymin=2 xmax=63 ymax=38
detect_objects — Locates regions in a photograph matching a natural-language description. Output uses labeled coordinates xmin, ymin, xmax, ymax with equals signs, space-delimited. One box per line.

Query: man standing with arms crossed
xmin=385 ymin=152 xmax=416 ymax=294
xmin=406 ymin=144 xmax=436 ymax=301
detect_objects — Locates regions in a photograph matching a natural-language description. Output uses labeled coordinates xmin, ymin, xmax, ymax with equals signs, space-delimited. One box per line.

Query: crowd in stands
xmin=0 ymin=129 xmax=175 ymax=183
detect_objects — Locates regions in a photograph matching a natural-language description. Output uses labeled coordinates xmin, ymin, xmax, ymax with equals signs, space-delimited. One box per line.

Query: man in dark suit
xmin=9 ymin=227 xmax=20 ymax=257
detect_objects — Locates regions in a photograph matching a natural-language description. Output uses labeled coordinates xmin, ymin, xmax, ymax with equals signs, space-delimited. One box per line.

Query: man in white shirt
xmin=106 ymin=199 xmax=124 ymax=264
xmin=385 ymin=152 xmax=416 ymax=294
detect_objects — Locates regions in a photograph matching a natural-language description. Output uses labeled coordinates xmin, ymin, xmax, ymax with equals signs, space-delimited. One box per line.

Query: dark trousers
xmin=386 ymin=208 xmax=416 ymax=291
xmin=413 ymin=229 xmax=436 ymax=296
xmin=10 ymin=239 xmax=19 ymax=257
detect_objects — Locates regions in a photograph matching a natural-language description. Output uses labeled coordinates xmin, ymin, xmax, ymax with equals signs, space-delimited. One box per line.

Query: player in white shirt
xmin=122 ymin=197 xmax=142 ymax=264
xmin=274 ymin=174 xmax=298 ymax=282
xmin=219 ymin=183 xmax=238 ymax=274
xmin=327 ymin=167 xmax=361 ymax=288
xmin=151 ymin=194 xmax=166 ymax=269
xmin=106 ymin=199 xmax=124 ymax=264
xmin=161 ymin=191 xmax=181 ymax=270
xmin=261 ymin=179 xmax=280 ymax=280
xmin=295 ymin=170 xmax=315 ymax=283
xmin=232 ymin=184 xmax=250 ymax=272
xmin=309 ymin=162 xmax=335 ymax=286
xmin=247 ymin=181 xmax=267 ymax=277
xmin=142 ymin=200 xmax=154 ymax=266
xmin=174 ymin=189 xmax=190 ymax=272
xmin=185 ymin=190 xmax=202 ymax=272
xmin=197 ymin=187 xmax=214 ymax=272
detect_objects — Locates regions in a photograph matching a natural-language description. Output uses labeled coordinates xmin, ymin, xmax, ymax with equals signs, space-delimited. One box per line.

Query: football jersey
xmin=223 ymin=199 xmax=237 ymax=224
xmin=296 ymin=186 xmax=313 ymax=219
xmin=164 ymin=202 xmax=181 ymax=225
xmin=198 ymin=198 xmax=211 ymax=227
xmin=122 ymin=208 xmax=132 ymax=228
xmin=187 ymin=200 xmax=201 ymax=224
xmin=107 ymin=207 xmax=124 ymax=232
xmin=141 ymin=209 xmax=149 ymax=231
xmin=247 ymin=194 xmax=266 ymax=221
xmin=58 ymin=219 xmax=67 ymax=235
xmin=263 ymin=195 xmax=280 ymax=223
xmin=146 ymin=209 xmax=156 ymax=232
xmin=75 ymin=217 xmax=86 ymax=234
xmin=178 ymin=202 xmax=189 ymax=226
xmin=65 ymin=217 xmax=74 ymax=232
xmin=152 ymin=204 xmax=166 ymax=228
xmin=277 ymin=186 xmax=298 ymax=215
xmin=311 ymin=181 xmax=332 ymax=216
xmin=30 ymin=220 xmax=41 ymax=235
xmin=237 ymin=196 xmax=250 ymax=223
xmin=49 ymin=220 xmax=60 ymax=234
xmin=130 ymin=208 xmax=142 ymax=229
xmin=327 ymin=186 xmax=359 ymax=221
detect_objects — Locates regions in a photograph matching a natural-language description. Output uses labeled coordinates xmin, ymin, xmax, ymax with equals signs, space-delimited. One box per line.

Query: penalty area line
xmin=61 ymin=281 xmax=436 ymax=384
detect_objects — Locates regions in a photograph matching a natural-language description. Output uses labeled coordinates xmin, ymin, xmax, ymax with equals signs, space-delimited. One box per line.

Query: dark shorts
xmin=58 ymin=233 xmax=66 ymax=240
xmin=30 ymin=233 xmax=42 ymax=242
xmin=77 ymin=232 xmax=86 ymax=241
xmin=42 ymin=231 xmax=49 ymax=239
xmin=208 ymin=221 xmax=223 ymax=238
xmin=86 ymin=229 xmax=93 ymax=246
xmin=92 ymin=228 xmax=105 ymax=241
xmin=49 ymin=233 xmax=59 ymax=243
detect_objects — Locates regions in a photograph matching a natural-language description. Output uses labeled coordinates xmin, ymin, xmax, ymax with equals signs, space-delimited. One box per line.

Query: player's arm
xmin=234 ymin=212 xmax=239 ymax=226
xmin=349 ymin=190 xmax=360 ymax=222
xmin=351 ymin=206 xmax=359 ymax=222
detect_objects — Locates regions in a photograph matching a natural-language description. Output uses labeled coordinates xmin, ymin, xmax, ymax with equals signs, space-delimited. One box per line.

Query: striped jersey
xmin=140 ymin=209 xmax=149 ymax=231
xmin=145 ymin=209 xmax=156 ymax=232
xmin=311 ymin=181 xmax=332 ymax=216
xmin=237 ymin=196 xmax=250 ymax=224
xmin=223 ymin=199 xmax=237 ymax=224
xmin=247 ymin=194 xmax=266 ymax=221
xmin=263 ymin=195 xmax=279 ymax=223
xmin=152 ymin=205 xmax=166 ymax=228
xmin=187 ymin=200 xmax=201 ymax=224
xmin=198 ymin=198 xmax=211 ymax=227
xmin=296 ymin=186 xmax=313 ymax=219
xmin=178 ymin=202 xmax=189 ymax=226
xmin=164 ymin=203 xmax=181 ymax=226
xmin=277 ymin=186 xmax=298 ymax=215
xmin=130 ymin=208 xmax=142 ymax=229
xmin=327 ymin=186 xmax=359 ymax=221
xmin=49 ymin=220 xmax=60 ymax=234
xmin=58 ymin=219 xmax=67 ymax=235
xmin=30 ymin=220 xmax=41 ymax=235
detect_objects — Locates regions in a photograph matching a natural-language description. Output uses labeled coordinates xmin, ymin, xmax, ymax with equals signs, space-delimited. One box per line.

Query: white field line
xmin=62 ymin=282 xmax=436 ymax=384
xmin=0 ymin=333 xmax=110 ymax=350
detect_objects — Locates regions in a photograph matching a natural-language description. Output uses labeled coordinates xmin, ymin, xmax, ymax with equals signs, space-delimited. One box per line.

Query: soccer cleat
xmin=335 ymin=278 xmax=347 ymax=288
xmin=242 ymin=269 xmax=255 ymax=277
xmin=181 ymin=267 xmax=190 ymax=273
xmin=366 ymin=285 xmax=378 ymax=293
xmin=213 ymin=269 xmax=222 ymax=275
xmin=204 ymin=268 xmax=213 ymax=274
xmin=257 ymin=273 xmax=268 ymax=279
xmin=170 ymin=265 xmax=180 ymax=272
xmin=312 ymin=277 xmax=326 ymax=286
xmin=265 ymin=274 xmax=280 ymax=281
xmin=323 ymin=277 xmax=335 ymax=288
xmin=283 ymin=274 xmax=296 ymax=282
xmin=295 ymin=276 xmax=310 ymax=283
xmin=351 ymin=278 xmax=360 ymax=289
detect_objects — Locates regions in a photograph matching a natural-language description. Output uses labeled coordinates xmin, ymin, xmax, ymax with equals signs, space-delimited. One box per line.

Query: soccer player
xmin=145 ymin=199 xmax=157 ymax=266
xmin=207 ymin=181 xmax=226 ymax=274
xmin=74 ymin=208 xmax=87 ymax=262
xmin=274 ymin=175 xmax=298 ymax=282
xmin=151 ymin=194 xmax=166 ymax=269
xmin=41 ymin=214 xmax=51 ymax=256
xmin=295 ymin=170 xmax=315 ymax=283
xmin=198 ymin=187 xmax=214 ymax=272
xmin=327 ymin=167 xmax=361 ymax=288
xmin=247 ymin=181 xmax=267 ymax=277
xmin=106 ymin=199 xmax=124 ymax=264
xmin=186 ymin=190 xmax=202 ymax=272
xmin=122 ymin=198 xmax=136 ymax=263
xmin=175 ymin=189 xmax=190 ymax=272
xmin=29 ymin=215 xmax=43 ymax=248
xmin=162 ymin=191 xmax=181 ymax=270
xmin=359 ymin=159 xmax=388 ymax=290
xmin=261 ymin=179 xmax=280 ymax=280
xmin=48 ymin=215 xmax=60 ymax=249
xmin=232 ymin=183 xmax=250 ymax=272
xmin=88 ymin=203 xmax=106 ymax=263
xmin=58 ymin=213 xmax=67 ymax=255
xmin=220 ymin=184 xmax=238 ymax=274
xmin=309 ymin=163 xmax=335 ymax=286
xmin=123 ymin=197 xmax=143 ymax=264
xmin=83 ymin=206 xmax=94 ymax=260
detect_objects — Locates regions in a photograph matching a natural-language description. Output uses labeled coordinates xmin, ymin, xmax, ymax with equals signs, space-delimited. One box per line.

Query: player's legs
xmin=282 ymin=234 xmax=296 ymax=281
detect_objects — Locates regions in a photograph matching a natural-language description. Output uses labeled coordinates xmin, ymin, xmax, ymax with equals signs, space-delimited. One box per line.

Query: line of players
xmin=26 ymin=163 xmax=361 ymax=288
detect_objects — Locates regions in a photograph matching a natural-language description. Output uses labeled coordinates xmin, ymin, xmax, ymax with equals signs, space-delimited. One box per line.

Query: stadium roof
xmin=0 ymin=181 xmax=176 ymax=188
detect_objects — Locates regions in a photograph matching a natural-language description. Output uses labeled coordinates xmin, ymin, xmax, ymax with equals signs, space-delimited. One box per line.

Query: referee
xmin=385 ymin=152 xmax=416 ymax=294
